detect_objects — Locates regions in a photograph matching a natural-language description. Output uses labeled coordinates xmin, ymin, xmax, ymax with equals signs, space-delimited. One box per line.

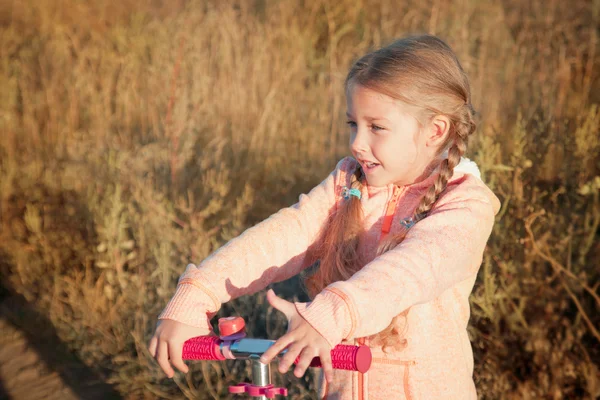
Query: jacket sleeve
xmin=295 ymin=179 xmax=498 ymax=347
xmin=158 ymin=158 xmax=353 ymax=328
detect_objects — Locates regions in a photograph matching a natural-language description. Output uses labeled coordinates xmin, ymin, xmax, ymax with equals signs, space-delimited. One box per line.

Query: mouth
xmin=359 ymin=160 xmax=380 ymax=172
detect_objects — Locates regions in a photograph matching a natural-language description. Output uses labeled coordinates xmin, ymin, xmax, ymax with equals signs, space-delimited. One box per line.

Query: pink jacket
xmin=159 ymin=156 xmax=501 ymax=400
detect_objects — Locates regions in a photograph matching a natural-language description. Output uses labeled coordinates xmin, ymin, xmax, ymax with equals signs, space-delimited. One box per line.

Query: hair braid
xmin=373 ymin=103 xmax=475 ymax=352
xmin=304 ymin=163 xmax=366 ymax=296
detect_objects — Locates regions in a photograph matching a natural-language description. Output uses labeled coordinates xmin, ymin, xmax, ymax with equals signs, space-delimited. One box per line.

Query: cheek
xmin=411 ymin=124 xmax=426 ymax=151
xmin=379 ymin=133 xmax=419 ymax=170
xmin=402 ymin=125 xmax=424 ymax=159
xmin=370 ymin=139 xmax=387 ymax=158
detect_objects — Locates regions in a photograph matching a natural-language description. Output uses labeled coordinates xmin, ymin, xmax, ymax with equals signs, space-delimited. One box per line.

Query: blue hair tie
xmin=341 ymin=186 xmax=361 ymax=200
xmin=400 ymin=217 xmax=415 ymax=229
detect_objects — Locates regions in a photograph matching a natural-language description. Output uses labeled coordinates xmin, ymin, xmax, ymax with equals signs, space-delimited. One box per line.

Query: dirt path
xmin=0 ymin=296 xmax=122 ymax=400
xmin=0 ymin=317 xmax=79 ymax=400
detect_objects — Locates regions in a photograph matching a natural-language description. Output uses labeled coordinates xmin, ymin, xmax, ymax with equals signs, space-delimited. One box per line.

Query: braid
xmin=340 ymin=163 xmax=365 ymax=276
xmin=373 ymin=103 xmax=476 ymax=353
xmin=304 ymin=161 xmax=366 ymax=296
xmin=414 ymin=104 xmax=474 ymax=219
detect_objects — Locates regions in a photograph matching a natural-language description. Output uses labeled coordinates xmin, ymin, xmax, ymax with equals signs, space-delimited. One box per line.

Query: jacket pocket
xmin=368 ymin=358 xmax=416 ymax=400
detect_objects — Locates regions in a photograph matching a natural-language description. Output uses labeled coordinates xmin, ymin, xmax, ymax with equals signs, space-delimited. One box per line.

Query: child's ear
xmin=426 ymin=115 xmax=451 ymax=148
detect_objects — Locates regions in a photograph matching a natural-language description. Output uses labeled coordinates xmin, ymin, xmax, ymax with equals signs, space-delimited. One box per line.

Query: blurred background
xmin=0 ymin=0 xmax=598 ymax=399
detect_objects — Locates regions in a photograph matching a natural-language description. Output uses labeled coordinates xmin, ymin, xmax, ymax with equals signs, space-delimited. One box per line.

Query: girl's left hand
xmin=260 ymin=289 xmax=334 ymax=383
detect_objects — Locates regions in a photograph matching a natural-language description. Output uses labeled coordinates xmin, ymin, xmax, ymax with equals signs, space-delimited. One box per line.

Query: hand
xmin=148 ymin=319 xmax=212 ymax=378
xmin=260 ymin=289 xmax=334 ymax=383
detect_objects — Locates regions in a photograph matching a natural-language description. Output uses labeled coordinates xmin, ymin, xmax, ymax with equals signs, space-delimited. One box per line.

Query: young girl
xmin=149 ymin=34 xmax=500 ymax=400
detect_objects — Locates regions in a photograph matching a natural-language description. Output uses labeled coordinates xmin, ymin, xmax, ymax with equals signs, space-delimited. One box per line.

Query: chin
xmin=364 ymin=177 xmax=388 ymax=188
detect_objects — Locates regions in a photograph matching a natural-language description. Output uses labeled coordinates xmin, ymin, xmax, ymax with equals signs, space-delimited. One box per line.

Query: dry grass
xmin=0 ymin=0 xmax=598 ymax=398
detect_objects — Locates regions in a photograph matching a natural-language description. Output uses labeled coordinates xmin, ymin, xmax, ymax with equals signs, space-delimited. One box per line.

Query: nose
xmin=350 ymin=128 xmax=369 ymax=155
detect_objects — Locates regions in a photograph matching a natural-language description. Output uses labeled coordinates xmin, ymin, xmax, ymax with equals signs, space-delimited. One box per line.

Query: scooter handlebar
xmin=182 ymin=336 xmax=372 ymax=373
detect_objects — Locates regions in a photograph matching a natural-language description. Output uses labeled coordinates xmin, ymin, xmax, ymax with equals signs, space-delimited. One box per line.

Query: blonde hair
xmin=304 ymin=35 xmax=476 ymax=352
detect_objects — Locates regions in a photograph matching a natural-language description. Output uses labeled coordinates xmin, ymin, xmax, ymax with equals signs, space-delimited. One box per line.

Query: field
xmin=0 ymin=0 xmax=598 ymax=398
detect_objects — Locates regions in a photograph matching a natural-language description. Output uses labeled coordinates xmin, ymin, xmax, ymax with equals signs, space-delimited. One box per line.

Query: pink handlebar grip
xmin=182 ymin=336 xmax=225 ymax=361
xmin=297 ymin=344 xmax=372 ymax=373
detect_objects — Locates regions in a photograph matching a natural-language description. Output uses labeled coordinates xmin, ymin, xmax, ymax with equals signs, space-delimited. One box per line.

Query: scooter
xmin=182 ymin=316 xmax=372 ymax=399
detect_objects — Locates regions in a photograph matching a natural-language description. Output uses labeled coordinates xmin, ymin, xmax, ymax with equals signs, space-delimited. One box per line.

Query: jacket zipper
xmin=357 ymin=186 xmax=404 ymax=400
xmin=380 ymin=186 xmax=402 ymax=241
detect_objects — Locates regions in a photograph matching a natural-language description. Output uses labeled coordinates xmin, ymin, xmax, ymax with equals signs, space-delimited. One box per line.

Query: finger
xmin=148 ymin=336 xmax=158 ymax=358
xmin=279 ymin=342 xmax=305 ymax=374
xmin=260 ymin=332 xmax=294 ymax=364
xmin=319 ymin=348 xmax=334 ymax=383
xmin=156 ymin=341 xmax=175 ymax=378
xmin=266 ymin=289 xmax=295 ymax=319
xmin=294 ymin=347 xmax=318 ymax=378
xmin=168 ymin=341 xmax=189 ymax=374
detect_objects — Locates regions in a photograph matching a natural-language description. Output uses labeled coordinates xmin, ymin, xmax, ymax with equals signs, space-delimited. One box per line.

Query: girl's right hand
xmin=148 ymin=319 xmax=212 ymax=378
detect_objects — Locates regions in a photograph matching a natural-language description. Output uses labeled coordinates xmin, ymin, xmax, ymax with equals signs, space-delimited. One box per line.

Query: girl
xmin=149 ymin=34 xmax=500 ymax=399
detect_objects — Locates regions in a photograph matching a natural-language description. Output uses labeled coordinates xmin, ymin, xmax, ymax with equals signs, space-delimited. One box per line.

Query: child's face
xmin=346 ymin=85 xmax=436 ymax=188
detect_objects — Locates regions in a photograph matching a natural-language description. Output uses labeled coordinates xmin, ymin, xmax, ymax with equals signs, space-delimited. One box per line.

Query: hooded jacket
xmin=159 ymin=156 xmax=501 ymax=400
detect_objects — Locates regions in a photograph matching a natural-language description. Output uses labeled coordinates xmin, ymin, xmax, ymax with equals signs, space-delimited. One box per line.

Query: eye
xmin=346 ymin=120 xmax=357 ymax=129
xmin=371 ymin=124 xmax=384 ymax=131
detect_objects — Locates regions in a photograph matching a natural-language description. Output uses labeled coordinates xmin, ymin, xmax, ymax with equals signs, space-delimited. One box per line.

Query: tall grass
xmin=0 ymin=0 xmax=598 ymax=398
